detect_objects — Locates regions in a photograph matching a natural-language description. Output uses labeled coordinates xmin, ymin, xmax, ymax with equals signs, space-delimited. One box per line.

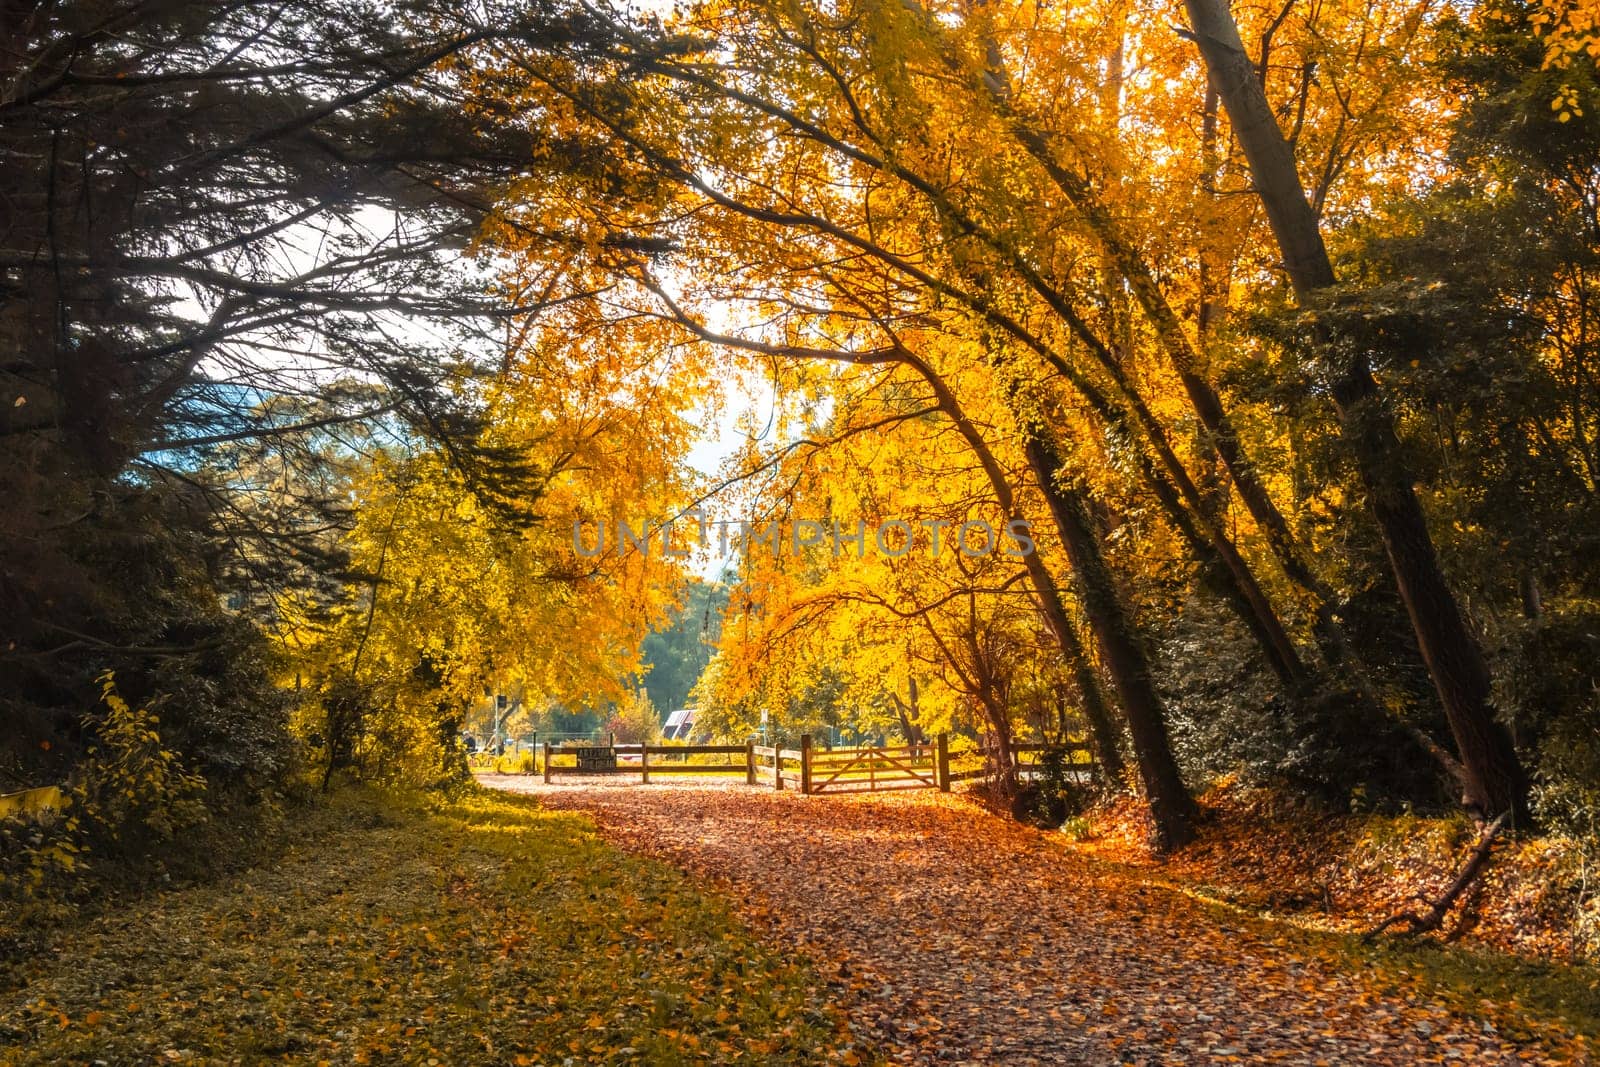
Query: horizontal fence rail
xmin=751 ymin=743 xmax=805 ymax=791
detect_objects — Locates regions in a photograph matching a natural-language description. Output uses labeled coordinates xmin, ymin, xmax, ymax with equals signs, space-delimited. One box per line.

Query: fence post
xmin=543 ymin=742 xmax=553 ymax=784
xmin=641 ymin=744 xmax=651 ymax=785
xmin=936 ymin=733 xmax=950 ymax=792
xmin=772 ymin=745 xmax=783 ymax=791
xmin=744 ymin=740 xmax=756 ymax=786
xmin=608 ymin=730 xmax=616 ymax=749
xmin=800 ymin=734 xmax=812 ymax=795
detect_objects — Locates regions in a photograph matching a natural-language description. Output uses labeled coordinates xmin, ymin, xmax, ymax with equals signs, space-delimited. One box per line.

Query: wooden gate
xmin=806 ymin=737 xmax=949 ymax=795
xmin=749 ymin=736 xmax=950 ymax=794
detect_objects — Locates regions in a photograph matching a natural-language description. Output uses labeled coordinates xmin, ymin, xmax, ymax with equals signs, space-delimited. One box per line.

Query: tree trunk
xmin=1026 ymin=436 xmax=1197 ymax=850
xmin=1181 ymin=0 xmax=1528 ymax=820
xmin=1013 ymin=522 xmax=1131 ymax=787
xmin=891 ymin=689 xmax=926 ymax=747
xmin=1519 ymin=569 xmax=1541 ymax=620
xmin=988 ymin=696 xmax=1015 ymax=767
xmin=1117 ymin=409 xmax=1310 ymax=688
xmin=1058 ymin=615 xmax=1131 ymax=785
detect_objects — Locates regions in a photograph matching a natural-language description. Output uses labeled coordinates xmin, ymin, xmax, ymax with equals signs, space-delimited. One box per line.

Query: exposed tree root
xmin=1363 ymin=811 xmax=1510 ymax=941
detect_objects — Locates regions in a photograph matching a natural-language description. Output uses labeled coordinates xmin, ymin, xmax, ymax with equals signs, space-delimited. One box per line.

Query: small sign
xmin=575 ymin=747 xmax=617 ymax=772
xmin=0 ymin=784 xmax=67 ymax=818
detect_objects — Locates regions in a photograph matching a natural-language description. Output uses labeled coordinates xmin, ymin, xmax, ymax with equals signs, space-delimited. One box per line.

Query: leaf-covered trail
xmin=488 ymin=777 xmax=1590 ymax=1065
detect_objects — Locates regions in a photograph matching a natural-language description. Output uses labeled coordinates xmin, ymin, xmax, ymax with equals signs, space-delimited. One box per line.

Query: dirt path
xmin=486 ymin=776 xmax=1590 ymax=1066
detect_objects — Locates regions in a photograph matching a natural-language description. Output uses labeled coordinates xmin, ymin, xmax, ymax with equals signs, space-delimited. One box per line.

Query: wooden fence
xmin=945 ymin=741 xmax=1096 ymax=784
xmin=537 ymin=735 xmax=955 ymax=795
xmin=542 ymin=741 xmax=758 ymax=784
xmin=524 ymin=734 xmax=1093 ymax=795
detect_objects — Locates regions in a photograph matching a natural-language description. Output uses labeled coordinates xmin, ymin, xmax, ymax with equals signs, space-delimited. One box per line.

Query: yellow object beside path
xmin=0 ymin=784 xmax=67 ymax=819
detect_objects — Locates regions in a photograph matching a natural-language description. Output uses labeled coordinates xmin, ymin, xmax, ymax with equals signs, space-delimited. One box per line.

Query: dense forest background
xmin=2 ymin=0 xmax=1598 ymax=944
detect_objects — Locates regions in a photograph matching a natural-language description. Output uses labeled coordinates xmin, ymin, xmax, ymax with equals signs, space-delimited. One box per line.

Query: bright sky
xmin=680 ymin=369 xmax=781 ymax=577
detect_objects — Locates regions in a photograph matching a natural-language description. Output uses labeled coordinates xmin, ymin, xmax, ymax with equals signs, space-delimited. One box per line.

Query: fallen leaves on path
xmin=493 ymin=776 xmax=1593 ymax=1065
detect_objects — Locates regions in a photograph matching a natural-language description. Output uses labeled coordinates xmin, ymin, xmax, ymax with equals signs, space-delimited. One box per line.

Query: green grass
xmin=1334 ymin=931 xmax=1600 ymax=1048
xmin=1170 ymin=875 xmax=1600 ymax=1050
xmin=1080 ymin=847 xmax=1599 ymax=1053
xmin=0 ymin=786 xmax=853 ymax=1065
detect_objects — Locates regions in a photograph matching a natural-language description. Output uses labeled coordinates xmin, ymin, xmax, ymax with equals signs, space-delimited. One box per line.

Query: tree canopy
xmin=3 ymin=0 xmax=1599 ymax=857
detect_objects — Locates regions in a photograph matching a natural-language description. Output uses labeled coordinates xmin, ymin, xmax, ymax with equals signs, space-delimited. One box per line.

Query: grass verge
xmin=1088 ymin=852 xmax=1600 ymax=1052
xmin=0 ymin=785 xmax=854 ymax=1065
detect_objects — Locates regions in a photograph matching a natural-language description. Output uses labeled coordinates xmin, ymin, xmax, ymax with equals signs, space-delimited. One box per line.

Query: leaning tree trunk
xmin=944 ymin=15 xmax=1320 ymax=689
xmin=1180 ymin=0 xmax=1527 ymax=820
xmin=1059 ymin=623 xmax=1131 ymax=785
xmin=1022 ymin=558 xmax=1131 ymax=785
xmin=1026 ymin=436 xmax=1197 ymax=850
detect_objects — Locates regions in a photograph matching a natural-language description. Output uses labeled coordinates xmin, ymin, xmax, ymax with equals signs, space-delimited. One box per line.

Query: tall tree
xmin=1180 ymin=0 xmax=1529 ymax=819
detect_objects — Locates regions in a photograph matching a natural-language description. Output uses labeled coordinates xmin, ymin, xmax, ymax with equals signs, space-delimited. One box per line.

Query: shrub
xmin=1158 ymin=585 xmax=1441 ymax=808
xmin=75 ymin=674 xmax=208 ymax=856
xmin=0 ymin=805 xmax=82 ymax=913
xmin=1060 ymin=815 xmax=1094 ymax=841
xmin=1031 ymin=745 xmax=1090 ymax=828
